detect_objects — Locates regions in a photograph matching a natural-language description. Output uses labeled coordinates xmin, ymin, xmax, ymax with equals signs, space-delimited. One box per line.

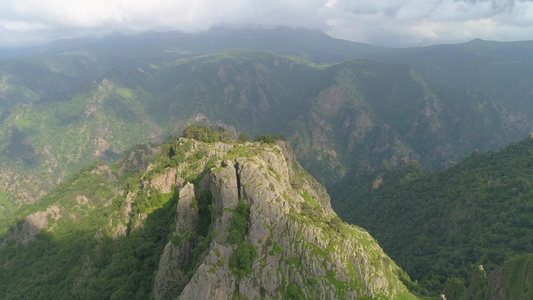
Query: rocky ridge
xmin=0 ymin=137 xmax=415 ymax=299
xmin=149 ymin=139 xmax=415 ymax=299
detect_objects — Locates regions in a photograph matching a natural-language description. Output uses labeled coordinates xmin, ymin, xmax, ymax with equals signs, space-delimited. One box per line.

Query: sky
xmin=1 ymin=0 xmax=532 ymax=48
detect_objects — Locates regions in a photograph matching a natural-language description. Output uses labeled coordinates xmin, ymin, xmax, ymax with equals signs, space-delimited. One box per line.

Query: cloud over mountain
xmin=1 ymin=0 xmax=532 ymax=47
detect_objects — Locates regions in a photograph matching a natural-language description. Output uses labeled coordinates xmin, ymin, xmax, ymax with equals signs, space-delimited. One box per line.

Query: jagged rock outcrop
xmin=210 ymin=161 xmax=239 ymax=211
xmin=2 ymin=205 xmax=62 ymax=246
xmin=0 ymin=137 xmax=415 ymax=299
xmin=151 ymin=169 xmax=178 ymax=194
xmin=153 ymin=139 xmax=415 ymax=299
xmin=154 ymin=183 xmax=199 ymax=300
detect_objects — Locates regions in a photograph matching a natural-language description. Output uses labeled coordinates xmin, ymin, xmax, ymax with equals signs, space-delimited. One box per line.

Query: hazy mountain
xmin=0 ymin=27 xmax=383 ymax=63
xmin=0 ymin=26 xmax=383 ymax=139
xmin=374 ymin=39 xmax=533 ymax=121
xmin=286 ymin=58 xmax=528 ymax=184
xmin=1 ymin=49 xmax=527 ymax=210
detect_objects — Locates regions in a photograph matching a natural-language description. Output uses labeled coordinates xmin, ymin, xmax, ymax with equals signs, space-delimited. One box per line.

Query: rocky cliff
xmin=0 ymin=137 xmax=415 ymax=299
xmin=149 ymin=138 xmax=415 ymax=299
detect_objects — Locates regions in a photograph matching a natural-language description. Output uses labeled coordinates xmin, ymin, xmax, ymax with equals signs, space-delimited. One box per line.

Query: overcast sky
xmin=1 ymin=0 xmax=532 ymax=48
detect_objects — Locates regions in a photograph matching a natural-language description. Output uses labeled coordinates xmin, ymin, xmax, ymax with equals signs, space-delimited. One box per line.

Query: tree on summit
xmin=253 ymin=133 xmax=284 ymax=144
xmin=181 ymin=124 xmax=232 ymax=143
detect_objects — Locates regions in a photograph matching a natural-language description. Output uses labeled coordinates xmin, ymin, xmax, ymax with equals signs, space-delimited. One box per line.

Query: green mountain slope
xmin=0 ymin=134 xmax=416 ymax=299
xmin=486 ymin=253 xmax=533 ymax=300
xmin=2 ymin=28 xmax=533 ymax=299
xmin=375 ymin=39 xmax=533 ymax=121
xmin=442 ymin=252 xmax=533 ymax=300
xmin=288 ymin=59 xmax=527 ymax=184
xmin=0 ymin=50 xmax=324 ymax=207
xmin=0 ymin=49 xmax=528 ymax=212
xmin=0 ymin=49 xmax=161 ymax=125
xmin=333 ymin=135 xmax=533 ymax=295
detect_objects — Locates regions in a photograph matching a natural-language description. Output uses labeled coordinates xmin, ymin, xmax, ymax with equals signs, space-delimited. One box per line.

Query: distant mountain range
xmin=1 ymin=47 xmax=527 ymax=206
xmin=0 ymin=27 xmax=381 ymax=62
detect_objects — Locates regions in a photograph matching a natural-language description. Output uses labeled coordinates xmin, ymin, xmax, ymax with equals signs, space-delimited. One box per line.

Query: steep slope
xmin=1 ymin=49 xmax=528 ymax=210
xmin=288 ymin=59 xmax=527 ymax=184
xmin=485 ymin=253 xmax=533 ymax=300
xmin=333 ymin=135 xmax=533 ymax=295
xmin=0 ymin=135 xmax=416 ymax=299
xmin=0 ymin=50 xmax=323 ymax=207
xmin=0 ymin=77 xmax=163 ymax=206
xmin=374 ymin=39 xmax=533 ymax=121
xmin=442 ymin=253 xmax=533 ymax=300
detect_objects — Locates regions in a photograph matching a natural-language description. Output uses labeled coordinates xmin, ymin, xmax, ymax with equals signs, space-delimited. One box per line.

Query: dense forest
xmin=333 ymin=136 xmax=533 ymax=295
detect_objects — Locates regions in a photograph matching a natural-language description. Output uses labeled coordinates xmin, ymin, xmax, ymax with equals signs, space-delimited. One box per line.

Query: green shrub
xmin=170 ymin=235 xmax=181 ymax=246
xmin=285 ymin=283 xmax=304 ymax=300
xmin=181 ymin=124 xmax=233 ymax=143
xmin=237 ymin=133 xmax=249 ymax=143
xmin=253 ymin=134 xmax=275 ymax=144
xmin=229 ymin=242 xmax=258 ymax=278
xmin=228 ymin=203 xmax=250 ymax=244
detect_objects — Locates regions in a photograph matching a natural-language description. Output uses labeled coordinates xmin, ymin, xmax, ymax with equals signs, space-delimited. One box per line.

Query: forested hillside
xmin=375 ymin=39 xmax=533 ymax=122
xmin=333 ymin=136 xmax=533 ymax=295
xmin=1 ymin=48 xmax=527 ymax=209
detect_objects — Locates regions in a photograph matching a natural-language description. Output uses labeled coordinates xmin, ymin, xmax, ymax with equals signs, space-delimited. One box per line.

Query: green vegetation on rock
xmin=0 ymin=136 xmax=416 ymax=299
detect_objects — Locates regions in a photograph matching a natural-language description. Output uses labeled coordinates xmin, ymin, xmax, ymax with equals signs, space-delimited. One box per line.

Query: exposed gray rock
xmin=179 ymin=245 xmax=236 ymax=300
xmin=154 ymin=183 xmax=199 ymax=300
xmin=2 ymin=205 xmax=62 ymax=246
xmin=76 ymin=195 xmax=89 ymax=205
xmin=210 ymin=161 xmax=239 ymax=211
xmin=151 ymin=169 xmax=178 ymax=194
xmin=112 ymin=222 xmax=127 ymax=240
xmin=90 ymin=164 xmax=117 ymax=182
xmin=113 ymin=191 xmax=134 ymax=239
xmin=214 ymin=142 xmax=234 ymax=153
xmin=153 ymin=140 xmax=414 ymax=299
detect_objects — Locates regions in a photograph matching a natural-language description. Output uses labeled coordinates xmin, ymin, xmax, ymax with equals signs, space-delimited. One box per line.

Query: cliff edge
xmin=150 ymin=139 xmax=415 ymax=299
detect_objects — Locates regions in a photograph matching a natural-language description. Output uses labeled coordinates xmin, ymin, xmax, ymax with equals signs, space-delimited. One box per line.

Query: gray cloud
xmin=0 ymin=0 xmax=532 ymax=48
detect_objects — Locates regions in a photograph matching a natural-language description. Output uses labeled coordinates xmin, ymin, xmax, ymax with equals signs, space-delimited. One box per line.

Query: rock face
xmin=154 ymin=183 xmax=199 ymax=300
xmin=153 ymin=139 xmax=414 ymax=299
xmin=0 ymin=137 xmax=415 ymax=299
xmin=2 ymin=205 xmax=62 ymax=246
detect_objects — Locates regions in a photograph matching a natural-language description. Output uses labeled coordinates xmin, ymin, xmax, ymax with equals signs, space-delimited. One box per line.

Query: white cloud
xmin=0 ymin=0 xmax=532 ymax=48
xmin=0 ymin=21 xmax=49 ymax=32
xmin=323 ymin=0 xmax=533 ymax=46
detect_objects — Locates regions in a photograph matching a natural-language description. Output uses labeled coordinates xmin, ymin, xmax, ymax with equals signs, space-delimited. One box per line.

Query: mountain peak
xmin=0 ymin=136 xmax=416 ymax=299
xmin=151 ymin=138 xmax=414 ymax=299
